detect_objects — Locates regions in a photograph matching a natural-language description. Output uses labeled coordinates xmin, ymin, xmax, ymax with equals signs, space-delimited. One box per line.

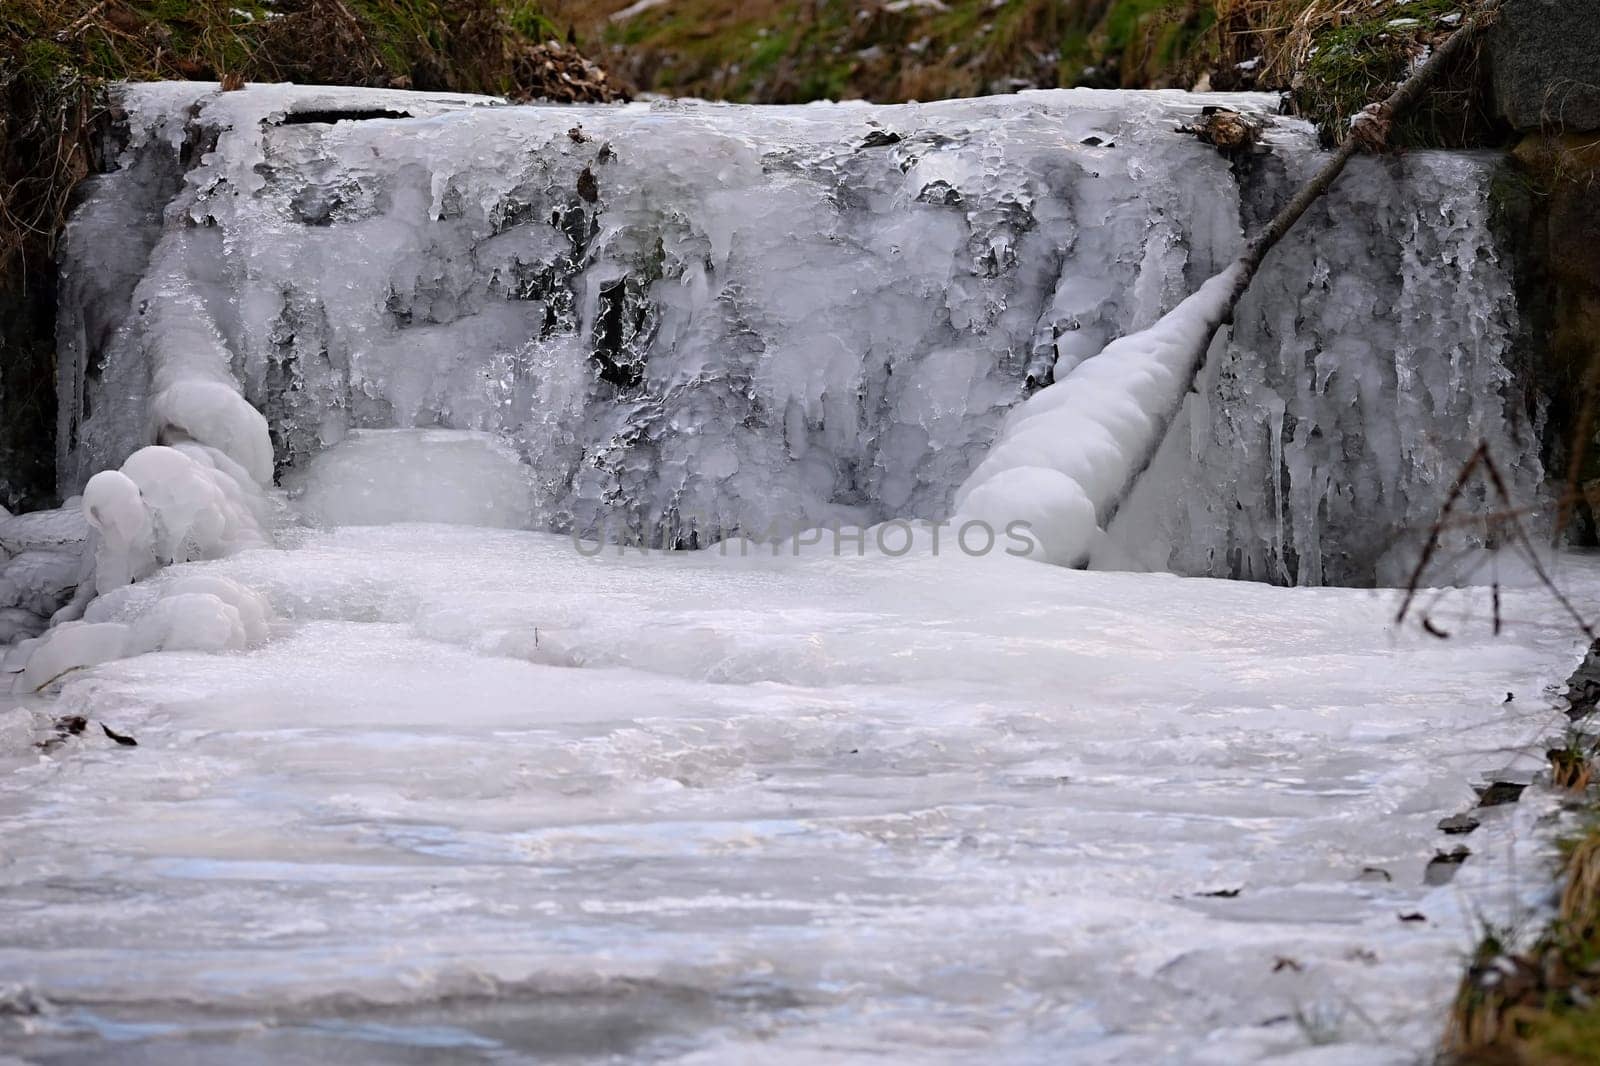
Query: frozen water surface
xmin=1 ymin=522 xmax=1591 ymax=1063
xmin=0 ymin=80 xmax=1580 ymax=1064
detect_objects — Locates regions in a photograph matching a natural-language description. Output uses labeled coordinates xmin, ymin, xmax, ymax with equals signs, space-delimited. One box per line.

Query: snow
xmin=0 ymin=524 xmax=1592 ymax=1061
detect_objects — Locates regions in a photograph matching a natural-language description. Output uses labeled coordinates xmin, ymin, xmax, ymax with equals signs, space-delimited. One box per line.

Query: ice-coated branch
xmin=954 ymin=0 xmax=1503 ymax=568
xmin=1237 ymin=0 xmax=1503 ymax=285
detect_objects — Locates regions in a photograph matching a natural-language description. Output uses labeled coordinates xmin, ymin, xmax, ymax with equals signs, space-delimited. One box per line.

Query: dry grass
xmin=1447 ymin=816 xmax=1600 ymax=1063
xmin=553 ymin=0 xmax=1500 ymax=146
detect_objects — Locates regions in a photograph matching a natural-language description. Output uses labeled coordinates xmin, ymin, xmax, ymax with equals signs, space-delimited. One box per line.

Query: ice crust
xmin=51 ymin=82 xmax=1541 ymax=586
xmin=1 ymin=526 xmax=1592 ymax=1062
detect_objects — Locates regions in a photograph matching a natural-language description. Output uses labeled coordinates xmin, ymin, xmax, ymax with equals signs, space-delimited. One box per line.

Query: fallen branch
xmin=1100 ymin=0 xmax=1504 ymax=532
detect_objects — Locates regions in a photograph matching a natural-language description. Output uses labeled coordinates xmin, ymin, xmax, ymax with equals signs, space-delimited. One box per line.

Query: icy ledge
xmin=48 ymin=81 xmax=1540 ymax=586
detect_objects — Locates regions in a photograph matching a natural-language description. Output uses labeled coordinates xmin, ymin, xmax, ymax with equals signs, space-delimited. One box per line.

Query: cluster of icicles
xmin=0 ymin=266 xmax=1240 ymax=695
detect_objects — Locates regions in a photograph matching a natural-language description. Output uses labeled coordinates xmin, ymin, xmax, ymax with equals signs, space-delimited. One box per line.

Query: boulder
xmin=1491 ymin=0 xmax=1600 ymax=132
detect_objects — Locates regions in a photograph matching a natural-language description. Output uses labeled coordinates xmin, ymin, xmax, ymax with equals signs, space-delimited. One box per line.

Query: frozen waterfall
xmin=52 ymin=82 xmax=1540 ymax=587
xmin=0 ymin=81 xmax=1588 ymax=1066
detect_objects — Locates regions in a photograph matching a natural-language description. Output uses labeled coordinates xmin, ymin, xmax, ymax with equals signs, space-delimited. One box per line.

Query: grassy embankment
xmin=1447 ymin=741 xmax=1600 ymax=1064
xmin=551 ymin=0 xmax=1497 ymax=145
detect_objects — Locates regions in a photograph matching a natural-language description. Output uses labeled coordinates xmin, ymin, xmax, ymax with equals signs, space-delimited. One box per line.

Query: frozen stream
xmin=1 ymin=523 xmax=1592 ymax=1063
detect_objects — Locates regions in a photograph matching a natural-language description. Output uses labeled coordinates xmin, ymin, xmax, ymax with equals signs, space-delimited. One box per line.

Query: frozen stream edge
xmin=1 ymin=526 xmax=1595 ymax=1064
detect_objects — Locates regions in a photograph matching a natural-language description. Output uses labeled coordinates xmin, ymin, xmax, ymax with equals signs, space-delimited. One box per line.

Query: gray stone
xmin=1491 ymin=0 xmax=1600 ymax=132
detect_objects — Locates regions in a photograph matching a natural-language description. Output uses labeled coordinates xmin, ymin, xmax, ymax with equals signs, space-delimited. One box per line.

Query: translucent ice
xmin=287 ymin=429 xmax=537 ymax=529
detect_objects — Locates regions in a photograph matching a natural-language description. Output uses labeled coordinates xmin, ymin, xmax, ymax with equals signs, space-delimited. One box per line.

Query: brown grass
xmin=1446 ymin=821 xmax=1600 ymax=1063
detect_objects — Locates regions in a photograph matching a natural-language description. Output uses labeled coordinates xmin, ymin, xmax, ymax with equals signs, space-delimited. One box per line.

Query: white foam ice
xmin=0 ymin=524 xmax=1591 ymax=1062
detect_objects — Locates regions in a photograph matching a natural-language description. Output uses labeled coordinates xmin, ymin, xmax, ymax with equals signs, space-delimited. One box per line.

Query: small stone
xmin=1425 ymin=845 xmax=1471 ymax=885
xmin=577 ymin=167 xmax=599 ymax=204
xmin=1476 ymin=782 xmax=1527 ymax=807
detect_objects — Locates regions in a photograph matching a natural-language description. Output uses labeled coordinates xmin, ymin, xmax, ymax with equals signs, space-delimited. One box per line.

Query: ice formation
xmin=953 ymin=265 xmax=1244 ymax=565
xmin=1 ymin=525 xmax=1593 ymax=1062
xmin=50 ymin=82 xmax=1540 ymax=586
xmin=14 ymin=575 xmax=270 ymax=693
xmin=3 ymin=439 xmax=272 ymax=692
xmin=286 ymin=429 xmax=537 ymax=529
xmin=0 ymin=80 xmax=1584 ymax=1064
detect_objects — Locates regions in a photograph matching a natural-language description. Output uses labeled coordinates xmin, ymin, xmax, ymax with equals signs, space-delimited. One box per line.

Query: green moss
xmin=746 ymin=29 xmax=796 ymax=77
xmin=1295 ymin=0 xmax=1491 ymax=146
xmin=507 ymin=2 xmax=561 ymax=42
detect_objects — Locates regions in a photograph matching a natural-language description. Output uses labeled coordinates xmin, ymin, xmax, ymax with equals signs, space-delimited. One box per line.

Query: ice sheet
xmin=1 ymin=525 xmax=1589 ymax=1063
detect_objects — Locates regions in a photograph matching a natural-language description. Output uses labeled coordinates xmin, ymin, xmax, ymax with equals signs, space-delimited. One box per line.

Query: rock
xmin=1475 ymin=781 xmax=1527 ymax=807
xmin=1438 ymin=813 xmax=1481 ymax=835
xmin=1425 ymin=845 xmax=1471 ymax=886
xmin=1501 ymin=135 xmax=1600 ymax=543
xmin=1566 ymin=638 xmax=1600 ymax=720
xmin=1491 ymin=0 xmax=1600 ymax=132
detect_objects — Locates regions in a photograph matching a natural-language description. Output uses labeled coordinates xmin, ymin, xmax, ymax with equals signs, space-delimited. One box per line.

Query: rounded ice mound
xmin=287 ymin=429 xmax=536 ymax=529
xmin=152 ymin=378 xmax=275 ymax=486
xmin=122 ymin=446 xmax=231 ymax=563
xmin=17 ymin=622 xmax=130 ymax=693
xmin=14 ymin=579 xmax=271 ymax=693
xmin=126 ymin=593 xmax=247 ymax=656
xmin=161 ymin=576 xmax=271 ymax=644
xmin=955 ymin=466 xmax=1099 ymax=566
xmin=83 ymin=469 xmax=158 ymax=595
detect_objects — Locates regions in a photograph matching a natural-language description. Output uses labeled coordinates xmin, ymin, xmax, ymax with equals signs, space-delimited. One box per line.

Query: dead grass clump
xmin=1446 ymin=827 xmax=1600 ymax=1063
xmin=1551 ymin=737 xmax=1599 ymax=793
xmin=1206 ymin=0 xmax=1502 ymax=146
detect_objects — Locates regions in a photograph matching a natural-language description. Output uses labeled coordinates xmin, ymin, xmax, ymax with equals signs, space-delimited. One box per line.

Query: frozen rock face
xmin=1120 ymin=150 xmax=1545 ymax=586
xmin=55 ymin=82 xmax=1542 ymax=586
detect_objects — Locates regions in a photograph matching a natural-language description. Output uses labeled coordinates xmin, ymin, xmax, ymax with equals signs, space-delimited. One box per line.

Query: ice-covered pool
xmin=1 ymin=525 xmax=1588 ymax=1063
